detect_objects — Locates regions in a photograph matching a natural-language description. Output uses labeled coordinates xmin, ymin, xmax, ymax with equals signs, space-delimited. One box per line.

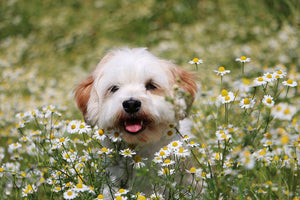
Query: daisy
xmin=74 ymin=183 xmax=89 ymax=193
xmin=217 ymin=89 xmax=235 ymax=104
xmin=214 ymin=66 xmax=230 ymax=76
xmin=272 ymin=103 xmax=296 ymax=121
xmin=62 ymin=150 xmax=77 ymax=163
xmin=235 ymin=56 xmax=251 ymax=63
xmin=63 ymin=189 xmax=78 ymax=200
xmin=115 ymin=188 xmax=129 ymax=196
xmin=21 ymin=184 xmax=37 ymax=197
xmin=161 ymin=158 xmax=175 ymax=167
xmin=93 ymin=129 xmax=106 ymax=141
xmin=115 ymin=196 xmax=128 ymax=200
xmin=120 ymin=148 xmax=136 ymax=158
xmin=168 ymin=140 xmax=183 ymax=151
xmin=262 ymin=95 xmax=275 ymax=107
xmin=8 ymin=142 xmax=22 ymax=153
xmin=188 ymin=58 xmax=203 ymax=65
xmin=282 ymin=79 xmax=297 ymax=87
xmin=187 ymin=140 xmax=199 ymax=148
xmin=95 ymin=194 xmax=104 ymax=200
xmin=109 ymin=131 xmax=123 ymax=142
xmin=273 ymin=70 xmax=287 ymax=79
xmin=239 ymin=150 xmax=255 ymax=169
xmin=239 ymin=98 xmax=256 ymax=109
xmin=253 ymin=77 xmax=267 ymax=86
xmin=133 ymin=155 xmax=147 ymax=168
xmin=150 ymin=193 xmax=164 ymax=200
xmin=158 ymin=167 xmax=175 ymax=176
xmin=263 ymin=72 xmax=276 ymax=82
xmin=67 ymin=120 xmax=80 ymax=134
xmin=78 ymin=122 xmax=91 ymax=134
xmin=97 ymin=147 xmax=113 ymax=155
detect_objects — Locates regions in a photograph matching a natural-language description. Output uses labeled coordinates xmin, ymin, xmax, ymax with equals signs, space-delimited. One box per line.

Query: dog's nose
xmin=122 ymin=99 xmax=141 ymax=114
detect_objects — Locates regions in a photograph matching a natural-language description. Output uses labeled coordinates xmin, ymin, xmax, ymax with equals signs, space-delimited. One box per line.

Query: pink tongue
xmin=125 ymin=124 xmax=142 ymax=133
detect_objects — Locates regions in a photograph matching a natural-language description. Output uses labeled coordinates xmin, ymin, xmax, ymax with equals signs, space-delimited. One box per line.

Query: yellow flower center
xmin=225 ymin=96 xmax=231 ymax=101
xmin=281 ymin=135 xmax=289 ymax=145
xmin=190 ymin=167 xmax=196 ymax=173
xmin=119 ymin=188 xmax=125 ymax=193
xmin=244 ymin=98 xmax=250 ymax=105
xmin=134 ymin=155 xmax=142 ymax=163
xmin=193 ymin=58 xmax=199 ymax=63
xmin=277 ymin=70 xmax=282 ymax=74
xmin=59 ymin=138 xmax=65 ymax=143
xmin=77 ymin=183 xmax=83 ymax=188
xmin=159 ymin=151 xmax=165 ymax=156
xmin=137 ymin=196 xmax=146 ymax=200
xmin=286 ymin=79 xmax=293 ymax=84
xmin=116 ymin=197 xmax=123 ymax=200
xmin=258 ymin=77 xmax=264 ymax=82
xmin=163 ymin=168 xmax=170 ymax=174
xmin=259 ymin=150 xmax=266 ymax=156
xmin=172 ymin=142 xmax=178 ymax=147
xmin=266 ymin=98 xmax=272 ymax=104
xmin=71 ymin=125 xmax=76 ymax=129
xmin=114 ymin=132 xmax=120 ymax=137
xmin=97 ymin=194 xmax=104 ymax=199
xmin=79 ymin=124 xmax=85 ymax=129
xmin=98 ymin=129 xmax=104 ymax=135
xmin=284 ymin=109 xmax=290 ymax=115
xmin=267 ymin=74 xmax=272 ymax=78
xmin=67 ymin=191 xmax=73 ymax=196
xmin=240 ymin=56 xmax=247 ymax=60
xmin=178 ymin=147 xmax=184 ymax=153
xmin=221 ymin=89 xmax=228 ymax=97
xmin=218 ymin=66 xmax=225 ymax=72
xmin=164 ymin=159 xmax=171 ymax=164
xmin=167 ymin=130 xmax=173 ymax=136
xmin=124 ymin=150 xmax=131 ymax=155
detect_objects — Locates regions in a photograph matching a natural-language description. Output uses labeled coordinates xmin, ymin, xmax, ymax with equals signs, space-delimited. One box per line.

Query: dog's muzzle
xmin=122 ymin=99 xmax=146 ymax=134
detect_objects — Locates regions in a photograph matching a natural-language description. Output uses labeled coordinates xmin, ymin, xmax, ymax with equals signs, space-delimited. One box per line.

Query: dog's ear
xmin=74 ymin=76 xmax=94 ymax=118
xmin=170 ymin=65 xmax=198 ymax=104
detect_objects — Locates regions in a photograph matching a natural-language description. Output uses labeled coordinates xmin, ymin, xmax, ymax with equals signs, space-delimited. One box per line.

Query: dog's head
xmin=74 ymin=48 xmax=197 ymax=144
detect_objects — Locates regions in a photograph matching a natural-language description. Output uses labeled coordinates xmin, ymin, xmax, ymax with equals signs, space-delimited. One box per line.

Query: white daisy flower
xmin=97 ymin=147 xmax=113 ymax=155
xmin=253 ymin=77 xmax=267 ymax=86
xmin=73 ymin=183 xmax=90 ymax=193
xmin=273 ymin=70 xmax=287 ymax=79
xmin=109 ymin=131 xmax=123 ymax=142
xmin=262 ymin=95 xmax=275 ymax=107
xmin=120 ymin=148 xmax=136 ymax=158
xmin=132 ymin=155 xmax=147 ymax=168
xmin=168 ymin=140 xmax=183 ymax=151
xmin=240 ymin=98 xmax=256 ymax=109
xmin=263 ymin=72 xmax=276 ymax=82
xmin=21 ymin=184 xmax=37 ymax=197
xmin=78 ymin=122 xmax=91 ymax=134
xmin=188 ymin=58 xmax=203 ymax=65
xmin=63 ymin=189 xmax=78 ymax=200
xmin=161 ymin=158 xmax=175 ymax=166
xmin=214 ymin=66 xmax=230 ymax=76
xmin=67 ymin=120 xmax=80 ymax=134
xmin=235 ymin=56 xmax=251 ymax=63
xmin=271 ymin=103 xmax=296 ymax=121
xmin=115 ymin=188 xmax=129 ymax=196
xmin=217 ymin=89 xmax=235 ymax=104
xmin=93 ymin=129 xmax=106 ymax=141
xmin=158 ymin=167 xmax=175 ymax=176
xmin=174 ymin=147 xmax=190 ymax=157
xmin=282 ymin=79 xmax=297 ymax=87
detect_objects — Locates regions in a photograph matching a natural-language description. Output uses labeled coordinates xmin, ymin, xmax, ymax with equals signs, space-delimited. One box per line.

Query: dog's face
xmin=75 ymin=48 xmax=197 ymax=144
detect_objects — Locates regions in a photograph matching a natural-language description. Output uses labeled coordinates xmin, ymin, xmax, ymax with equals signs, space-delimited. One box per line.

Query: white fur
xmin=75 ymin=48 xmax=197 ymax=196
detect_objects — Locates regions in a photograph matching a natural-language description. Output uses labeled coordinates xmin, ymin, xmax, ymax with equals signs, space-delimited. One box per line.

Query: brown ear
xmin=74 ymin=76 xmax=94 ymax=117
xmin=170 ymin=66 xmax=198 ymax=103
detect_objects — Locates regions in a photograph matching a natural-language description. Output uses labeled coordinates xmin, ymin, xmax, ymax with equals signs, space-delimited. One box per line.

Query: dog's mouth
xmin=124 ymin=119 xmax=145 ymax=134
xmin=120 ymin=116 xmax=151 ymax=135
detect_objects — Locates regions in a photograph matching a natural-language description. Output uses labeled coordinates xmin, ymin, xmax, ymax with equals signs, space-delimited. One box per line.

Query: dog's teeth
xmin=141 ymin=121 xmax=143 ymax=126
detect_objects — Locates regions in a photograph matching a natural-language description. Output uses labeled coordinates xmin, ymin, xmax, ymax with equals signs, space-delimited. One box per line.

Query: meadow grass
xmin=1 ymin=0 xmax=300 ymax=199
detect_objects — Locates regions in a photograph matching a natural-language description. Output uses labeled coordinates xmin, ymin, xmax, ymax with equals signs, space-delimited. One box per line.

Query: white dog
xmin=74 ymin=48 xmax=197 ymax=194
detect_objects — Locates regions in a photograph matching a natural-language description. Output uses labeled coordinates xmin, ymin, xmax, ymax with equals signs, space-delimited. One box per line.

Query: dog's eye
xmin=145 ymin=81 xmax=157 ymax=90
xmin=109 ymin=85 xmax=119 ymax=93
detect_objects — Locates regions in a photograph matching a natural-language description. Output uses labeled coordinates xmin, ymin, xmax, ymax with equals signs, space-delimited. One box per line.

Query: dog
xmin=74 ymin=48 xmax=197 ymax=196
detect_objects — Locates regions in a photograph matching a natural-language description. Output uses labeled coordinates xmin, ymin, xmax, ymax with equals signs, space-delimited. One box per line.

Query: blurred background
xmin=0 ymin=0 xmax=299 ymax=135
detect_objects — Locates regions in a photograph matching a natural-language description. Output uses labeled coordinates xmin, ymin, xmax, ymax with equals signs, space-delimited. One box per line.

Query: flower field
xmin=0 ymin=0 xmax=299 ymax=199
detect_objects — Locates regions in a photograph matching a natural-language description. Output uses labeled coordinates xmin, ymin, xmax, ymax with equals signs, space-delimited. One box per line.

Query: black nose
xmin=122 ymin=99 xmax=141 ymax=114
